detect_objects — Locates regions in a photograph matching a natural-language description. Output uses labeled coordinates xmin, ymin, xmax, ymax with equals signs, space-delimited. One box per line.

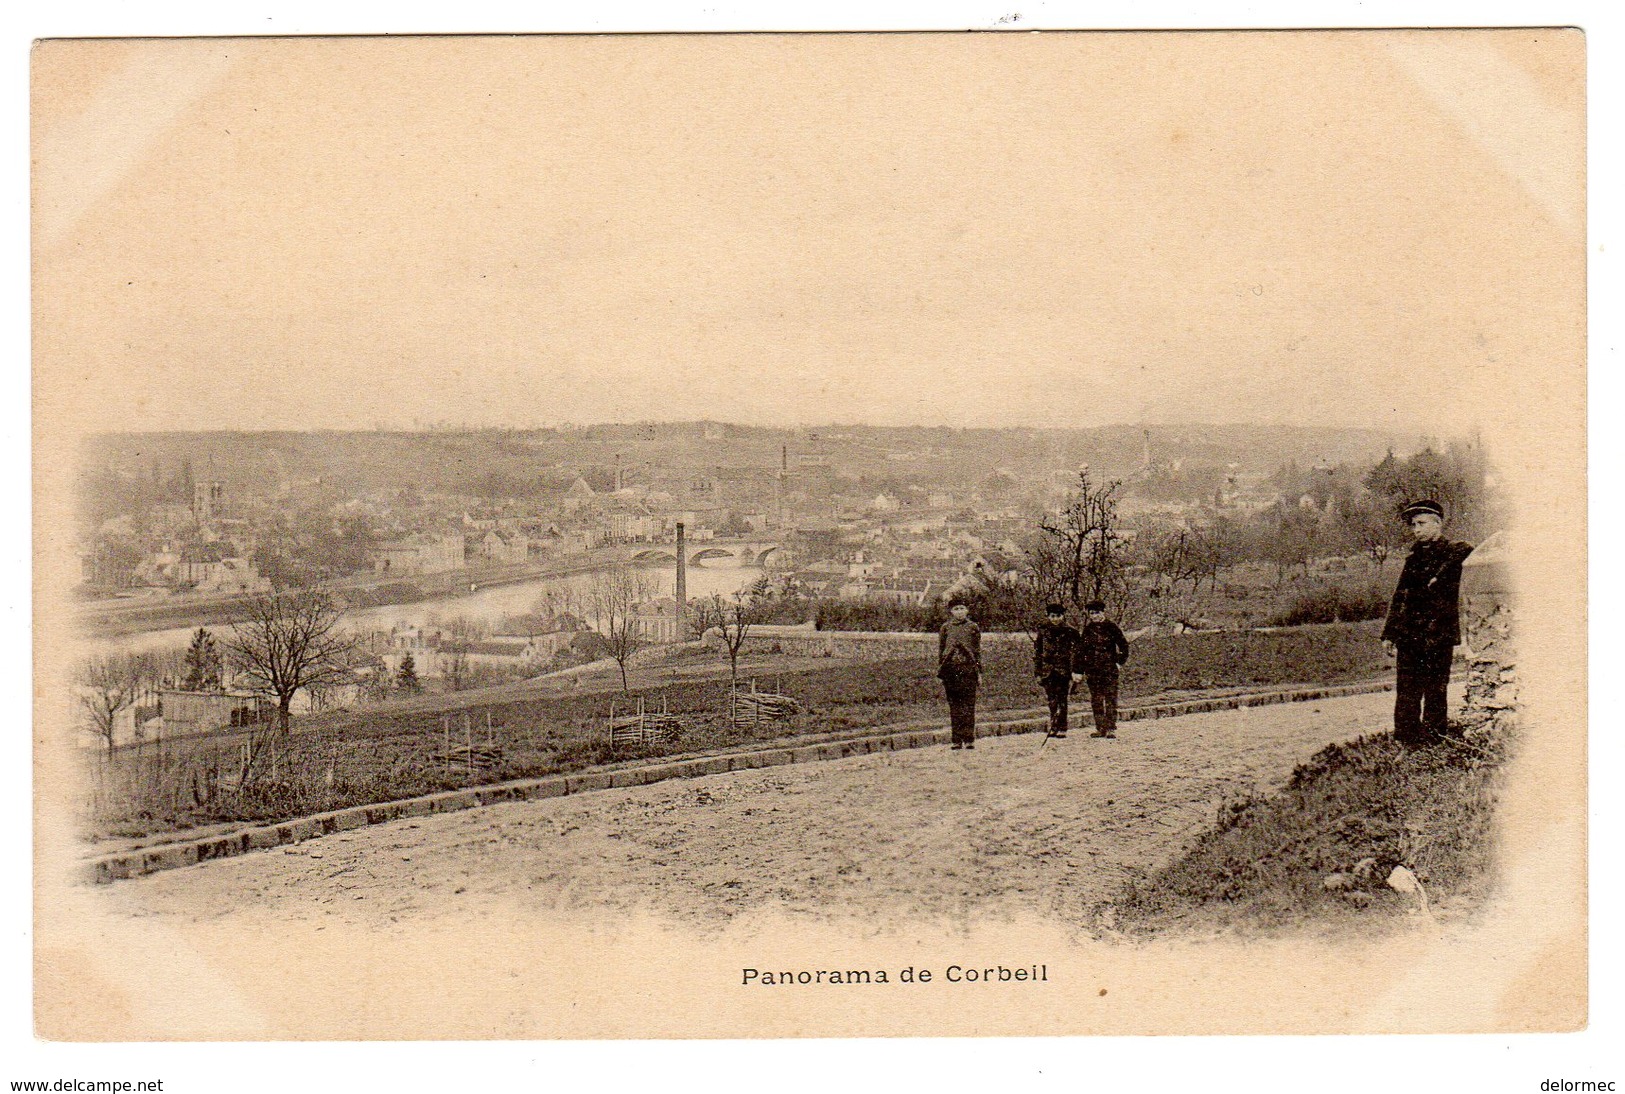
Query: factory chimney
xmin=675 ymin=521 xmax=687 ymax=635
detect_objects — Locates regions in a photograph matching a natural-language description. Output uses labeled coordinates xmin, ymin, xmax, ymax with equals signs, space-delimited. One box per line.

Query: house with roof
xmin=562 ymin=477 xmax=598 ymax=515
xmin=633 ymin=597 xmax=686 ymax=643
xmin=478 ymin=528 xmax=530 ymax=565
xmin=373 ymin=533 xmax=466 ymax=575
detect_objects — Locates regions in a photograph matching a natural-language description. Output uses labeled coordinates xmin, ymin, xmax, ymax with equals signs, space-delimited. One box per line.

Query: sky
xmin=31 ymin=30 xmax=1583 ymax=434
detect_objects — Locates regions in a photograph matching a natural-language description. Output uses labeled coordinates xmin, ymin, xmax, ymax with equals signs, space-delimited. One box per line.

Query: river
xmin=88 ymin=558 xmax=761 ymax=659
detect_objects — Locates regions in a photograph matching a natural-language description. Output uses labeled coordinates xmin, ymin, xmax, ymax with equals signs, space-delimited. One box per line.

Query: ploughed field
xmin=85 ymin=621 xmax=1388 ymax=840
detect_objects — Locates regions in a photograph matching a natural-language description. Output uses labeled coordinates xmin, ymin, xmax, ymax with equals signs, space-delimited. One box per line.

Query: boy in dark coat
xmin=1380 ymin=499 xmax=1475 ymax=745
xmin=938 ymin=598 xmax=982 ymax=749
xmin=1076 ymin=599 xmax=1130 ymax=738
xmin=1034 ymin=603 xmax=1083 ymax=738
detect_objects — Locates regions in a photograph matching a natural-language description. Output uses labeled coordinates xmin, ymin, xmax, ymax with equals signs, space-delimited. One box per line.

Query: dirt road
xmin=98 ymin=691 xmax=1394 ymax=929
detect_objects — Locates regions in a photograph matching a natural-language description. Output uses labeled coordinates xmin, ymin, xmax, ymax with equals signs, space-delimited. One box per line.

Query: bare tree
xmin=1266 ymin=506 xmax=1321 ymax=587
xmin=77 ymin=652 xmax=158 ymax=754
xmin=583 ymin=564 xmax=660 ymax=695
xmin=1031 ymin=470 xmax=1136 ymax=619
xmin=441 ymin=643 xmax=470 ymax=691
xmin=688 ymin=590 xmax=764 ymax=694
xmin=1345 ymin=494 xmax=1408 ymax=571
xmin=437 ymin=616 xmax=484 ymax=691
xmin=222 ymin=587 xmax=358 ymax=732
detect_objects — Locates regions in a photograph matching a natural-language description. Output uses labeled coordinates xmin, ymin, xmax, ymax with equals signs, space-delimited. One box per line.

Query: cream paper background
xmin=21 ymin=15 xmax=1598 ymax=1073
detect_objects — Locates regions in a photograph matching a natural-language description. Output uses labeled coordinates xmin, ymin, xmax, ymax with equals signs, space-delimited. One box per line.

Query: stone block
xmin=330 ymin=807 xmax=370 ymax=831
xmin=476 ymin=786 xmax=521 ymax=806
xmin=245 ymin=827 xmax=282 ymax=851
xmin=521 ymin=778 xmax=568 ymax=800
xmin=431 ymin=790 xmax=480 ymax=813
xmin=565 ymin=772 xmax=613 ymax=793
xmin=195 ymin=836 xmax=240 ymax=862
xmin=143 ymin=844 xmax=198 ymax=873
xmin=278 ymin=818 xmax=320 ymax=843
xmin=400 ymin=797 xmax=435 ymax=818
xmin=366 ymin=802 xmax=407 ymax=825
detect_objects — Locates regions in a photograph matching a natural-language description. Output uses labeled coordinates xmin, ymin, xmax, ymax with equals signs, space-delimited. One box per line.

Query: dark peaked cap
xmin=1401 ymin=499 xmax=1445 ymax=520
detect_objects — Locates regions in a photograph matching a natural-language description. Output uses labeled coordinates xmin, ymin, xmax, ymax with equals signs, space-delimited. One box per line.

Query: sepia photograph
xmin=25 ymin=13 xmax=1595 ymax=1066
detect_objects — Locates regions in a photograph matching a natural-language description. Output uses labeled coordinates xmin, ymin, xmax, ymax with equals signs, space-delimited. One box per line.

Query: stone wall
xmin=712 ymin=624 xmax=1029 ymax=662
xmin=1459 ymin=531 xmax=1516 ymax=743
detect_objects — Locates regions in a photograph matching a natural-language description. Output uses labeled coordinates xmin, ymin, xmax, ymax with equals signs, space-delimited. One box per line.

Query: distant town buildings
xmin=373 ymin=533 xmax=466 ymax=575
xmin=633 ymin=597 xmax=685 ymax=642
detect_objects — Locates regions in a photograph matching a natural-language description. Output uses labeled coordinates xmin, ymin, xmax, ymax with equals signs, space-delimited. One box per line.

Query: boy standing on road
xmin=938 ymin=598 xmax=983 ymax=750
xmin=1381 ymin=499 xmax=1475 ymax=746
xmin=1034 ymin=603 xmax=1083 ymax=739
xmin=1076 ymin=599 xmax=1130 ymax=738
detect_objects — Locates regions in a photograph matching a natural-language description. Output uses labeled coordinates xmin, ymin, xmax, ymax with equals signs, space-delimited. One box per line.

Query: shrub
xmin=1268 ymin=582 xmax=1388 ymax=627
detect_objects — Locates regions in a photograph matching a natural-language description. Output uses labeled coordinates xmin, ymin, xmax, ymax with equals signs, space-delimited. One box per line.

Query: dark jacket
xmin=1034 ymin=621 xmax=1080 ymax=678
xmin=1075 ymin=619 xmax=1129 ymax=677
xmin=938 ymin=617 xmax=982 ymax=678
xmin=1381 ymin=537 xmax=1475 ymax=649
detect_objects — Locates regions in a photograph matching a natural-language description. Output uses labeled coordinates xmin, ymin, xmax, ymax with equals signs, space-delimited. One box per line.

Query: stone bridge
xmin=627 ymin=539 xmax=783 ymax=567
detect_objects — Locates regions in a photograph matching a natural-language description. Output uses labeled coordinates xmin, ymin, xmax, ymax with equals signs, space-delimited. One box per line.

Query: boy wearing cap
xmin=1076 ymin=600 xmax=1130 ymax=738
xmin=1381 ymin=500 xmax=1475 ymax=745
xmin=1034 ymin=603 xmax=1084 ymax=738
xmin=938 ymin=599 xmax=983 ymax=749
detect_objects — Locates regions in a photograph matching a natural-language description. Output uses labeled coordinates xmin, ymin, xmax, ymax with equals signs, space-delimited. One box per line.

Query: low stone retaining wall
xmin=85 ymin=679 xmax=1391 ymax=885
xmin=1459 ymin=532 xmax=1515 ymax=742
xmin=724 ymin=625 xmax=1029 ymax=661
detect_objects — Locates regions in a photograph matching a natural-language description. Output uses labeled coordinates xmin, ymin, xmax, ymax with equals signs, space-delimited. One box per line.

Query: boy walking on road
xmin=1076 ymin=599 xmax=1130 ymax=738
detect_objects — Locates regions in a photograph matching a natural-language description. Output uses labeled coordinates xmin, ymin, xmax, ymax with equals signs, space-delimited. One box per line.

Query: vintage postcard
xmin=31 ymin=29 xmax=1586 ymax=1042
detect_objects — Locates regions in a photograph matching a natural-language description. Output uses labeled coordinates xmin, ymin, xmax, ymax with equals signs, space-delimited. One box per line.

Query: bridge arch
xmin=631 ymin=549 xmax=678 ymax=563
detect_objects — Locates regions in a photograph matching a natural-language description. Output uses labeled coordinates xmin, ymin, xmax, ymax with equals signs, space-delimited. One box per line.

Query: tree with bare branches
xmin=222 ymin=587 xmax=359 ymax=732
xmin=688 ymin=590 xmax=766 ymax=694
xmin=77 ymin=652 xmax=158 ymax=754
xmin=1030 ymin=470 xmax=1136 ymax=620
xmin=583 ymin=563 xmax=660 ymax=695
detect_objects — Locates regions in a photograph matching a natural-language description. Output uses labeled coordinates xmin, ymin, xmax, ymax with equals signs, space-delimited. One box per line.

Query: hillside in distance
xmin=80 ymin=422 xmax=1425 ymax=504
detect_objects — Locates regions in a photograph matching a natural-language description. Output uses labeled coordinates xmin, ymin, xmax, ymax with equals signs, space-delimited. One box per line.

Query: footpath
xmin=84 ymin=678 xmax=1392 ymax=884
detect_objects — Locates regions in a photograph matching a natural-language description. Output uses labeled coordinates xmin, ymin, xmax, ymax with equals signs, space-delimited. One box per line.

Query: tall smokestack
xmin=674 ymin=521 xmax=687 ymax=635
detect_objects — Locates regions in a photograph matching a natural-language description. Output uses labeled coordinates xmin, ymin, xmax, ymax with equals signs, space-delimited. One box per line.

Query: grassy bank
xmin=85 ymin=621 xmax=1390 ymax=839
xmin=1103 ymin=729 xmax=1507 ymax=938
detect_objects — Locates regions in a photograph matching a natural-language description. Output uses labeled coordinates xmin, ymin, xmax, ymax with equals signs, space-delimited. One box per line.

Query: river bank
xmin=77 ymin=554 xmax=759 ymax=657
